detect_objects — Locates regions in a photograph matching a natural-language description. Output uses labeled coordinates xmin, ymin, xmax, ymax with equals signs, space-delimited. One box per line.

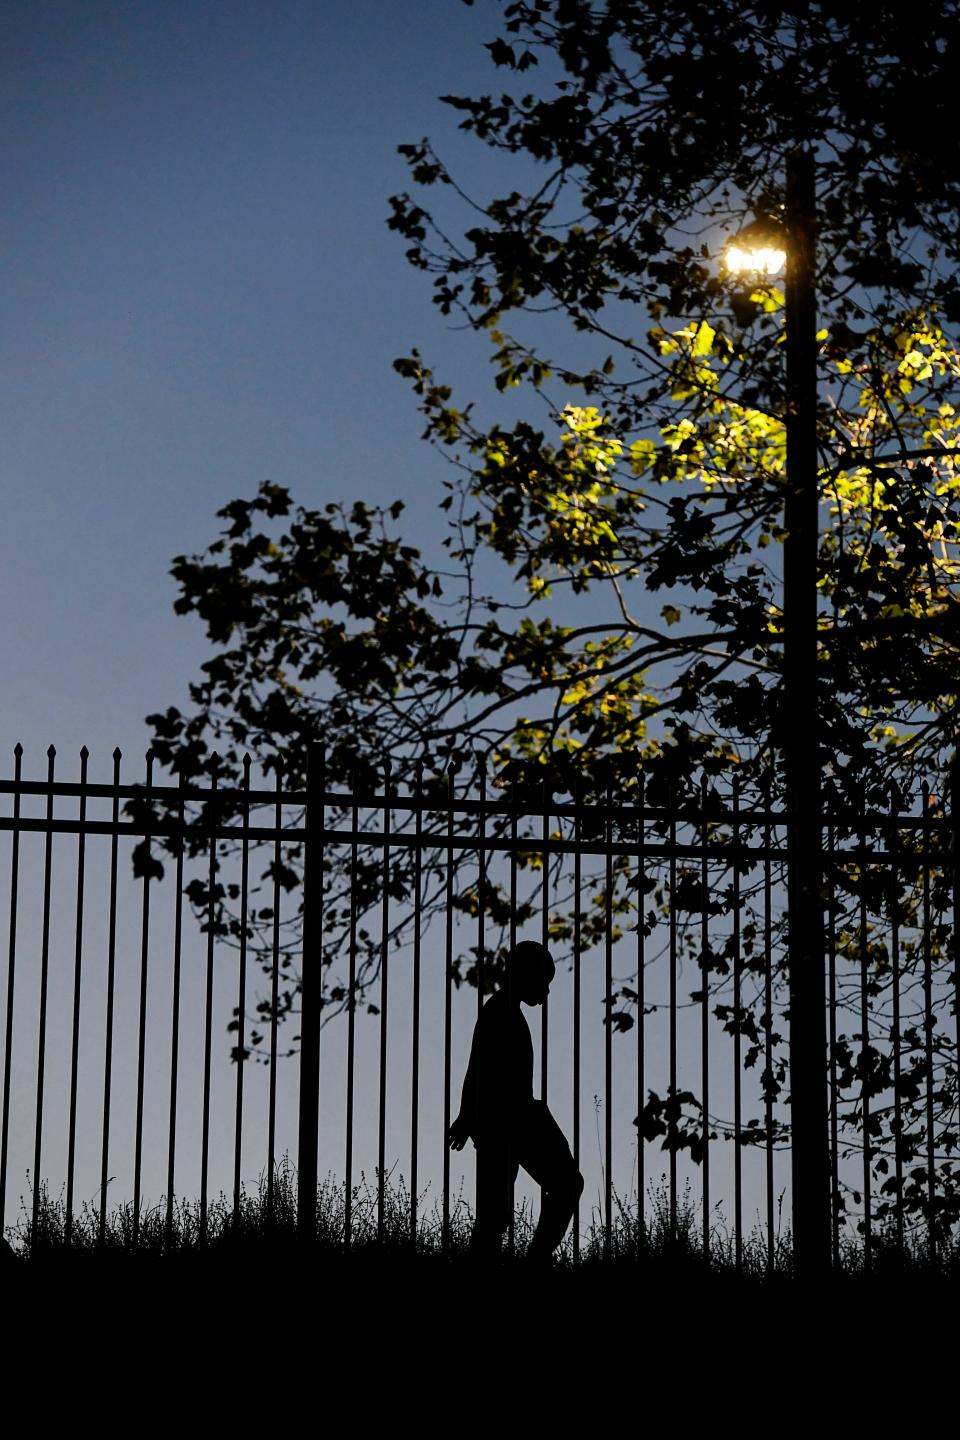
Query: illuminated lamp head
xmin=724 ymin=214 xmax=787 ymax=277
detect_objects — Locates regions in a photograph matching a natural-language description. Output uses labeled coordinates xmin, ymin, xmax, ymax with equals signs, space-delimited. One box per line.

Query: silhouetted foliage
xmin=139 ymin=3 xmax=960 ymax=1239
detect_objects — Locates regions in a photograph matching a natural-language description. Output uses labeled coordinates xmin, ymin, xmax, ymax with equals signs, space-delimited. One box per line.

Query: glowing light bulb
xmin=724 ymin=242 xmax=786 ymax=276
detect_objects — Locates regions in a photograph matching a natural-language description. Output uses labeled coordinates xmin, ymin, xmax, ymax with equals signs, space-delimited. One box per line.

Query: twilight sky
xmin=1 ymin=0 xmax=525 ymax=766
xmin=0 ymin=1 xmax=805 ymax=1246
xmin=0 ymin=0 xmax=671 ymax=1236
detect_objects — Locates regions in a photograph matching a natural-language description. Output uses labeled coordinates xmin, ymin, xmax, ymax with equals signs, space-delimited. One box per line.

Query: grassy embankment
xmin=5 ymin=1156 xmax=956 ymax=1302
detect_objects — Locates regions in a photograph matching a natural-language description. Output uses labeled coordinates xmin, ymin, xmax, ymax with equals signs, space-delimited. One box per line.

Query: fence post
xmin=783 ymin=149 xmax=831 ymax=1275
xmin=951 ymin=755 xmax=960 ymax=1163
xmin=297 ymin=744 xmax=324 ymax=1242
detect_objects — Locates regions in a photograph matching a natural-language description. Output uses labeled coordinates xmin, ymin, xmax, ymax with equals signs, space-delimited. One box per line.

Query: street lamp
xmin=723 ymin=152 xmax=830 ymax=1275
xmin=724 ymin=216 xmax=787 ymax=279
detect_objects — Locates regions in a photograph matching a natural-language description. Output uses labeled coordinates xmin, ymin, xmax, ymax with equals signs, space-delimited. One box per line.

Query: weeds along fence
xmin=1 ymin=742 xmax=958 ymax=1268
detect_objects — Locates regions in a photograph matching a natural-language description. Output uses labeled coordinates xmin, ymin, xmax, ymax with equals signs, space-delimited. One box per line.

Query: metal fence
xmin=1 ymin=743 xmax=958 ymax=1268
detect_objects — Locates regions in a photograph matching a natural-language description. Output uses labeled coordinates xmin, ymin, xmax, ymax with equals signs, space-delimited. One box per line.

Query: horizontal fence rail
xmin=1 ymin=744 xmax=958 ymax=1269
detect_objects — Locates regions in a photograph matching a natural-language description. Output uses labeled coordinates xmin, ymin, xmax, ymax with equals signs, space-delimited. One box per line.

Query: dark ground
xmin=1 ymin=1239 xmax=956 ymax=1423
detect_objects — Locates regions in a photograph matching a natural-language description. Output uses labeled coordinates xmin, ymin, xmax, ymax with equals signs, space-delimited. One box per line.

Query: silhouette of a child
xmin=449 ymin=940 xmax=584 ymax=1261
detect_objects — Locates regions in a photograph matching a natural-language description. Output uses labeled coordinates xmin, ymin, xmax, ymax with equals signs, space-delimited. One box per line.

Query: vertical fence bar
xmin=475 ymin=764 xmax=486 ymax=1229
xmin=858 ymin=784 xmax=871 ymax=1269
xmin=345 ymin=776 xmax=358 ymax=1248
xmin=699 ymin=774 xmax=710 ymax=1262
xmin=166 ymin=770 xmax=185 ymax=1247
xmin=65 ymin=746 xmax=89 ymax=1246
xmin=733 ymin=774 xmax=742 ymax=1271
xmin=922 ymin=781 xmax=936 ymax=1261
xmin=200 ymin=758 xmax=219 ymax=1244
xmin=410 ymin=761 xmax=423 ymax=1247
xmin=266 ymin=759 xmax=282 ymax=1223
xmin=442 ymin=767 xmax=454 ymax=1255
xmin=636 ymin=770 xmax=644 ymax=1255
xmin=573 ymin=775 xmax=582 ymax=1263
xmin=541 ymin=775 xmax=550 ymax=1105
xmin=0 ymin=743 xmax=23 ymax=1235
xmin=953 ymin=758 xmax=960 ymax=1241
xmin=100 ymin=748 xmax=121 ymax=1244
xmin=234 ymin=754 xmax=251 ymax=1227
xmin=604 ymin=780 xmax=613 ymax=1260
xmin=377 ymin=760 xmax=391 ymax=1245
xmin=133 ymin=751 xmax=154 ymax=1243
xmin=827 ymin=818 xmax=839 ymax=1268
xmin=32 ymin=745 xmax=56 ymax=1242
xmin=889 ymin=784 xmax=903 ymax=1258
xmin=508 ymin=780 xmax=518 ymax=1258
xmin=763 ymin=775 xmax=774 ymax=1274
xmin=297 ymin=745 xmax=324 ymax=1242
xmin=669 ymin=783 xmax=678 ymax=1243
xmin=477 ymin=765 xmax=486 ymax=1013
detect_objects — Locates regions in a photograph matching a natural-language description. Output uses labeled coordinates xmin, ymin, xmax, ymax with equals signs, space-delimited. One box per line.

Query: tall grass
xmin=5 ymin=1159 xmax=958 ymax=1280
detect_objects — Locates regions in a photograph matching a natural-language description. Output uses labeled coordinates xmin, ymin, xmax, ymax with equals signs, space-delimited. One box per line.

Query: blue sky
xmin=3 ymin=3 xmax=945 ymax=1260
xmin=1 ymin=0 xmax=522 ymax=764
xmin=0 ymin=0 xmax=668 ymax=1238
xmin=0 ymin=1 xmax=804 ymax=1247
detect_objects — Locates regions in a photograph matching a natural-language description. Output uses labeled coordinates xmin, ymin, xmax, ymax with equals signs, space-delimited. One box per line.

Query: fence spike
xmin=13 ymin=742 xmax=23 ymax=758
xmin=113 ymin=747 xmax=122 ymax=762
xmin=47 ymin=744 xmax=56 ymax=759
xmin=79 ymin=745 xmax=90 ymax=762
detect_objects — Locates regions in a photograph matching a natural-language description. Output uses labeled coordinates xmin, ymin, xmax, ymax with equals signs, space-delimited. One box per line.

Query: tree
xmin=141 ymin=1 xmax=960 ymax=1239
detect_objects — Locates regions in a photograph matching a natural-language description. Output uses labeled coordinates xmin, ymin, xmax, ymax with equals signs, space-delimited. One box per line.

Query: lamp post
xmin=725 ymin=150 xmax=831 ymax=1275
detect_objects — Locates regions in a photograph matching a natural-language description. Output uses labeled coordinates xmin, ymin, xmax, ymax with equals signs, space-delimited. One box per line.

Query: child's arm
xmin=448 ymin=1015 xmax=482 ymax=1149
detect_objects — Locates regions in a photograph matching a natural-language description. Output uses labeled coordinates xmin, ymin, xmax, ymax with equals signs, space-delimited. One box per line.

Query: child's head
xmin=507 ymin=940 xmax=555 ymax=1006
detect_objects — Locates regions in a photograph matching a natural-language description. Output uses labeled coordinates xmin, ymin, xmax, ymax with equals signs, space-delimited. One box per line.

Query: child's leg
xmin=471 ymin=1138 xmax=516 ymax=1258
xmin=518 ymin=1103 xmax=584 ymax=1258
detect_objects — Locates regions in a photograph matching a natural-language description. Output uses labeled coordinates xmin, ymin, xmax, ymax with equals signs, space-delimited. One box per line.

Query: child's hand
xmin=448 ymin=1114 xmax=471 ymax=1151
